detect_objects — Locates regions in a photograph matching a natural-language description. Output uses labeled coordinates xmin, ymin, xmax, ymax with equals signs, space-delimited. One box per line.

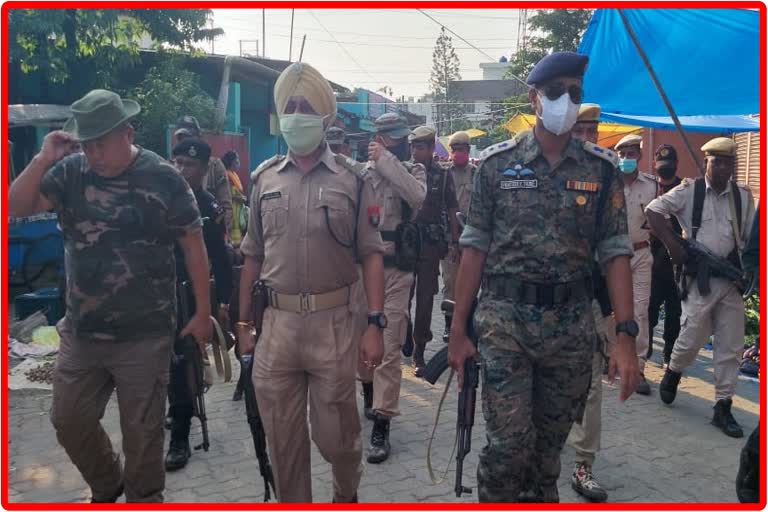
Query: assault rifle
xmin=178 ymin=280 xmax=210 ymax=452
xmin=239 ymin=281 xmax=276 ymax=501
xmin=680 ymin=237 xmax=745 ymax=296
xmin=423 ymin=299 xmax=479 ymax=497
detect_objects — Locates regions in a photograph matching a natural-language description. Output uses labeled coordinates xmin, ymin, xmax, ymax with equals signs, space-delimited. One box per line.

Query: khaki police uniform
xmin=646 ymin=176 xmax=754 ymax=401
xmin=240 ymin=146 xmax=385 ymax=502
xmin=353 ymin=151 xmax=427 ymax=416
xmin=623 ymin=170 xmax=658 ymax=373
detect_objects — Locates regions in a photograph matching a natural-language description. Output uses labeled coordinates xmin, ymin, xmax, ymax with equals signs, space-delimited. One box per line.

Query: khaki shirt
xmin=623 ymin=171 xmax=658 ymax=245
xmin=366 ymin=152 xmax=427 ymax=256
xmin=447 ymin=161 xmax=476 ymax=214
xmin=241 ymin=147 xmax=385 ymax=294
xmin=646 ymin=177 xmax=755 ymax=259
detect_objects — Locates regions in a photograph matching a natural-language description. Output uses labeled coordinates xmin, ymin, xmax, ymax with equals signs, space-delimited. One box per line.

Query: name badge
xmin=501 ymin=179 xmax=538 ymax=190
xmin=261 ymin=191 xmax=282 ymax=201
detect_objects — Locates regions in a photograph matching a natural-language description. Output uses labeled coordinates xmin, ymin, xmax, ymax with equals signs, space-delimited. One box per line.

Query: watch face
xmin=618 ymin=321 xmax=639 ymax=337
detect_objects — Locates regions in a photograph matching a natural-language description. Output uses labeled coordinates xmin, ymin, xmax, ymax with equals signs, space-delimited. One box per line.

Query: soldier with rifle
xmin=646 ymin=137 xmax=755 ymax=438
xmin=166 ymin=138 xmax=233 ymax=471
xmin=447 ymin=52 xmax=640 ymax=502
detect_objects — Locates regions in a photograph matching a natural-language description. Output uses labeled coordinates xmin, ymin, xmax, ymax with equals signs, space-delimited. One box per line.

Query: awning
xmin=503 ymin=113 xmax=642 ymax=147
xmin=577 ymin=8 xmax=759 ymax=132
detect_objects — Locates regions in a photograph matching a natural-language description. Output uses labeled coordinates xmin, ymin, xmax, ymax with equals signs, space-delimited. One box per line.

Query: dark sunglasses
xmin=539 ymin=83 xmax=583 ymax=104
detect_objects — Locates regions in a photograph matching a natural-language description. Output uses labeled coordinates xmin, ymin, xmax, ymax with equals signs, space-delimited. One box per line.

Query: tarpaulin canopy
xmin=577 ymin=8 xmax=760 ymax=132
xmin=503 ymin=113 xmax=642 ymax=147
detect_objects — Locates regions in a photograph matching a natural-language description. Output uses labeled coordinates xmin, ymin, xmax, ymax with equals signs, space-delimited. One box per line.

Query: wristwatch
xmin=367 ymin=312 xmax=388 ymax=329
xmin=615 ymin=320 xmax=639 ymax=338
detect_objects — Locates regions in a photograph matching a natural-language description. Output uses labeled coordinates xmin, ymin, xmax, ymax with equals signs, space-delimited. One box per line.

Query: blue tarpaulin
xmin=577 ymin=8 xmax=760 ymax=132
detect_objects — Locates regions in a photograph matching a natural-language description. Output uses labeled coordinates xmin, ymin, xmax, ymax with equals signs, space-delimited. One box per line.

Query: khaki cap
xmin=576 ymin=103 xmax=600 ymax=123
xmin=614 ymin=133 xmax=643 ymax=150
xmin=448 ymin=131 xmax=470 ymax=146
xmin=409 ymin=125 xmax=436 ymax=143
xmin=701 ymin=137 xmax=736 ymax=157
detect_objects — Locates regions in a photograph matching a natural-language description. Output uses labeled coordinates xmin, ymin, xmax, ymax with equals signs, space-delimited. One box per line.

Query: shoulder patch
xmin=334 ymin=153 xmax=369 ymax=180
xmin=479 ymin=138 xmax=520 ymax=161
xmin=250 ymin=155 xmax=285 ymax=182
xmin=583 ymin=141 xmax=619 ymax=167
xmin=680 ymin=177 xmax=695 ymax=187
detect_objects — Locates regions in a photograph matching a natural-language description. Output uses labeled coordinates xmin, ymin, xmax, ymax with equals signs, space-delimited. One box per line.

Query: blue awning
xmin=578 ymin=8 xmax=760 ymax=132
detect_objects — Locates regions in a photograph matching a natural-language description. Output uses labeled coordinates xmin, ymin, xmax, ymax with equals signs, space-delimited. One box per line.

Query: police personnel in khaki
xmin=441 ymin=131 xmax=477 ymax=311
xmin=646 ymin=137 xmax=755 ymax=438
xmin=235 ymin=62 xmax=386 ymax=503
xmin=356 ymin=113 xmax=427 ymax=464
xmin=615 ymin=133 xmax=658 ymax=395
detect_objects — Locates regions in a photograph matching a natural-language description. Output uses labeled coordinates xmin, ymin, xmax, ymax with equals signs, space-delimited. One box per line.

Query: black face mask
xmin=657 ymin=165 xmax=677 ymax=180
xmin=387 ymin=141 xmax=411 ymax=162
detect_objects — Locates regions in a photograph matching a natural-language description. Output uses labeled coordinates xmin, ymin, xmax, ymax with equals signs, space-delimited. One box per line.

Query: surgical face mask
xmin=387 ymin=141 xmax=410 ymax=161
xmin=657 ymin=165 xmax=676 ymax=180
xmin=452 ymin=151 xmax=469 ymax=166
xmin=279 ymin=114 xmax=326 ymax=156
xmin=618 ymin=158 xmax=638 ymax=173
xmin=537 ymin=92 xmax=579 ymax=136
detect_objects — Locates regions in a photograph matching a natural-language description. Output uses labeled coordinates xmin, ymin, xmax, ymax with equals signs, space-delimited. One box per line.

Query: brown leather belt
xmin=633 ymin=240 xmax=651 ymax=251
xmin=267 ymin=286 xmax=350 ymax=314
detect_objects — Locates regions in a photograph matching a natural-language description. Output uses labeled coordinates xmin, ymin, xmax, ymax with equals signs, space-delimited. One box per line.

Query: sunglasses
xmin=538 ymin=83 xmax=583 ymax=104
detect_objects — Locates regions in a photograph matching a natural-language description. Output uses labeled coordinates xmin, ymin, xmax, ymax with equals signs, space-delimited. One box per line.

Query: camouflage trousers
xmin=475 ymin=296 xmax=594 ymax=502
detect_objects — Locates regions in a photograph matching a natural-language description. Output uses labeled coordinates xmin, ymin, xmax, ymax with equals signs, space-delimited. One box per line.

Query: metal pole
xmin=289 ymin=9 xmax=295 ymax=61
xmin=239 ymin=40 xmax=243 ymax=57
xmin=299 ymin=35 xmax=307 ymax=62
xmin=617 ymin=9 xmax=704 ymax=176
xmin=262 ymin=9 xmax=266 ymax=58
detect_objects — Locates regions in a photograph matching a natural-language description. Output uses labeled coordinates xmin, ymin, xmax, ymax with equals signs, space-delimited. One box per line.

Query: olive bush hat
xmin=63 ymin=89 xmax=141 ymax=142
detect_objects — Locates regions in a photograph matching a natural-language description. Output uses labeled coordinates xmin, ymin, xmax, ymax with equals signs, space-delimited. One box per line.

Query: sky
xmin=209 ymin=8 xmax=527 ymax=100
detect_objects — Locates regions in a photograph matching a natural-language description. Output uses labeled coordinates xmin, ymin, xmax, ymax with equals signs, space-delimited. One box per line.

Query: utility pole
xmin=299 ymin=34 xmax=307 ymax=62
xmin=289 ymin=9 xmax=295 ymax=61
xmin=262 ymin=9 xmax=266 ymax=58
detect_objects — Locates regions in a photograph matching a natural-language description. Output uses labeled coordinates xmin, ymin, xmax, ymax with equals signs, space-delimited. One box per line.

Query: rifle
xmin=680 ymin=237 xmax=745 ymax=296
xmin=239 ymin=280 xmax=276 ymax=501
xmin=423 ymin=298 xmax=479 ymax=497
xmin=178 ymin=280 xmax=210 ymax=452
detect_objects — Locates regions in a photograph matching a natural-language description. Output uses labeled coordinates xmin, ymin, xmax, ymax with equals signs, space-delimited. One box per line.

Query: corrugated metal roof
xmin=9 ymin=104 xmax=71 ymax=127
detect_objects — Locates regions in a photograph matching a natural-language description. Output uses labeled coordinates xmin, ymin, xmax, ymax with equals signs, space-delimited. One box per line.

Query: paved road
xmin=7 ymin=298 xmax=758 ymax=504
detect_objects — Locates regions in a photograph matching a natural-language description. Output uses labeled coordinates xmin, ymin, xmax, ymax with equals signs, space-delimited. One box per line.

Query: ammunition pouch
xmin=420 ymin=223 xmax=449 ymax=257
xmin=382 ymin=222 xmax=422 ymax=272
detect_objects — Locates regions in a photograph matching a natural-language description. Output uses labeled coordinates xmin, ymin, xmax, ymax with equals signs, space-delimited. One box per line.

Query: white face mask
xmin=537 ymin=92 xmax=580 ymax=136
xmin=279 ymin=114 xmax=326 ymax=156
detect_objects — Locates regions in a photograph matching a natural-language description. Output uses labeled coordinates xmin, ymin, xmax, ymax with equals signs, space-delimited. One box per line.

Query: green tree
xmin=8 ymin=9 xmax=223 ymax=86
xmin=505 ymin=9 xmax=593 ymax=82
xmin=429 ymin=27 xmax=464 ymax=135
xmin=121 ymin=57 xmax=217 ymax=155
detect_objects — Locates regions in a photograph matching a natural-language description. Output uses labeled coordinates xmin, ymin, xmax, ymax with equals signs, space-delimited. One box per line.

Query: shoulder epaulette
xmin=680 ymin=177 xmax=695 ymax=187
xmin=583 ymin=141 xmax=619 ymax=167
xmin=402 ymin=160 xmax=425 ymax=175
xmin=250 ymin=155 xmax=285 ymax=182
xmin=479 ymin=138 xmax=520 ymax=161
xmin=334 ymin=153 xmax=369 ymax=180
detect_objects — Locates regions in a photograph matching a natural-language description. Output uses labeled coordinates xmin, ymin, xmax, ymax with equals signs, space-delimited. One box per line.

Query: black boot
xmin=367 ymin=414 xmax=391 ymax=464
xmin=413 ymin=343 xmax=427 ymax=378
xmin=402 ymin=318 xmax=414 ymax=357
xmin=442 ymin=314 xmax=452 ymax=344
xmin=712 ymin=398 xmax=744 ymax=438
xmin=165 ymin=417 xmax=192 ymax=471
xmin=361 ymin=382 xmax=375 ymax=420
xmin=659 ymin=368 xmax=682 ymax=404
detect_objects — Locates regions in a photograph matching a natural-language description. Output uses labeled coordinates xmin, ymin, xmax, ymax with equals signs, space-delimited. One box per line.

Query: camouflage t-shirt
xmin=461 ymin=130 xmax=632 ymax=283
xmin=40 ymin=148 xmax=202 ymax=341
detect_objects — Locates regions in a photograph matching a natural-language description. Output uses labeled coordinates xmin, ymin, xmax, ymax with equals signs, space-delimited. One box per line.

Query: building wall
xmin=734 ymin=130 xmax=761 ymax=203
xmin=640 ymin=128 xmax=726 ymax=180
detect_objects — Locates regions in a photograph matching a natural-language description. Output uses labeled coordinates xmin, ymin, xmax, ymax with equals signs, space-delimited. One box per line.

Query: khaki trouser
xmin=440 ymin=255 xmax=459 ymax=302
xmin=631 ymin=247 xmax=653 ymax=373
xmin=252 ymin=305 xmax=363 ymax=503
xmin=670 ymin=277 xmax=745 ymax=402
xmin=358 ymin=268 xmax=413 ymax=416
xmin=567 ymin=301 xmax=616 ymax=466
xmin=50 ymin=319 xmax=174 ymax=502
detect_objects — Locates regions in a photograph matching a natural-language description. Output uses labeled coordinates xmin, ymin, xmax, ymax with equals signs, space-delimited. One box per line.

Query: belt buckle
xmin=299 ymin=293 xmax=316 ymax=314
xmin=537 ymin=285 xmax=555 ymax=307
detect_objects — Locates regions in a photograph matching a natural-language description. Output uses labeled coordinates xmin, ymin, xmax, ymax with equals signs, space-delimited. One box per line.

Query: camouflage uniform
xmin=460 ymin=131 xmax=632 ymax=502
xmin=41 ymin=149 xmax=202 ymax=502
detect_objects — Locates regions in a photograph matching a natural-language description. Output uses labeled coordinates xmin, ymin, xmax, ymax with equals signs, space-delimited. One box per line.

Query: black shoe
xmin=402 ymin=319 xmax=414 ymax=357
xmin=636 ymin=374 xmax=652 ymax=395
xmin=712 ymin=398 xmax=744 ymax=438
xmin=165 ymin=438 xmax=191 ymax=471
xmin=413 ymin=345 xmax=426 ymax=378
xmin=659 ymin=368 xmax=682 ymax=404
xmin=366 ymin=415 xmax=391 ymax=464
xmin=91 ymin=483 xmax=124 ymax=503
xmin=361 ymin=382 xmax=375 ymax=421
xmin=571 ymin=462 xmax=608 ymax=502
xmin=517 ymin=488 xmax=542 ymax=503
